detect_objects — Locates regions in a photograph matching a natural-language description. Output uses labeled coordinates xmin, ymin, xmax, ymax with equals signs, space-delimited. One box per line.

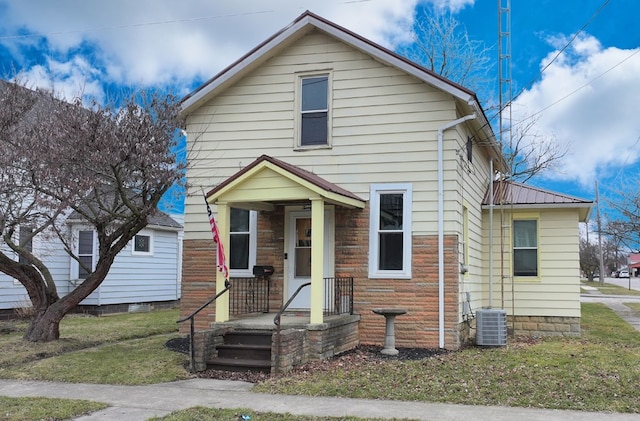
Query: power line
xmin=482 ymin=0 xmax=612 ymax=131
xmin=517 ymin=47 xmax=640 ymax=126
xmin=0 ymin=0 xmax=374 ymax=42
xmin=0 ymin=10 xmax=275 ymax=41
xmin=511 ymin=0 xmax=611 ymax=103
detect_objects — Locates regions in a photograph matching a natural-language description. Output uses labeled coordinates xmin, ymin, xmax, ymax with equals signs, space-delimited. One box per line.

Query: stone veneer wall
xmin=274 ymin=315 xmax=360 ymax=374
xmin=335 ymin=207 xmax=462 ymax=350
xmin=511 ymin=315 xmax=580 ymax=337
xmin=181 ymin=205 xmax=464 ymax=350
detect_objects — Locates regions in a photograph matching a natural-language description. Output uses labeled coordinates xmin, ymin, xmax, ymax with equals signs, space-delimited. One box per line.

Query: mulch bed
xmin=165 ymin=337 xmax=445 ymax=384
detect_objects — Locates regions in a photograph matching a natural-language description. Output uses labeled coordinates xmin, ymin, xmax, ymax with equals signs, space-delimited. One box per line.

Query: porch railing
xmin=229 ymin=276 xmax=270 ymax=315
xmin=272 ymin=276 xmax=354 ymax=374
xmin=177 ymin=279 xmax=231 ymax=372
xmin=323 ymin=276 xmax=354 ymax=316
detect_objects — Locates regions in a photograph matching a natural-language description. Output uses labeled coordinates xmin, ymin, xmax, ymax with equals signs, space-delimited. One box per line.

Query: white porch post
xmin=215 ymin=201 xmax=230 ymax=322
xmin=310 ymin=197 xmax=325 ymax=324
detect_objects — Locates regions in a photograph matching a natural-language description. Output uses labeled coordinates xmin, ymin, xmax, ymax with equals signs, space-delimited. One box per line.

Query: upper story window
xmin=132 ymin=231 xmax=153 ymax=255
xmin=368 ymin=184 xmax=413 ymax=279
xmin=513 ymin=219 xmax=538 ymax=277
xmin=298 ymin=74 xmax=330 ymax=147
xmin=229 ymin=208 xmax=257 ymax=277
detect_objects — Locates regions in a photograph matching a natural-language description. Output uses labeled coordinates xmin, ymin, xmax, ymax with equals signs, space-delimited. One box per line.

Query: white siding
xmin=1 ymin=226 xmax=181 ymax=310
xmin=81 ymin=228 xmax=180 ymax=305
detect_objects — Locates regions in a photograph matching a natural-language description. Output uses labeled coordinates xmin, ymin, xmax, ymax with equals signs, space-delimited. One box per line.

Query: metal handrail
xmin=177 ymin=279 xmax=231 ymax=372
xmin=273 ymin=281 xmax=310 ymax=374
xmin=273 ymin=282 xmax=310 ymax=326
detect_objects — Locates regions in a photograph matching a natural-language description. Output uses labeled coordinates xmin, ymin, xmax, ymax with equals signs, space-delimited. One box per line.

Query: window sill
xmin=294 ymin=144 xmax=332 ymax=152
xmin=368 ymin=271 xmax=412 ymax=280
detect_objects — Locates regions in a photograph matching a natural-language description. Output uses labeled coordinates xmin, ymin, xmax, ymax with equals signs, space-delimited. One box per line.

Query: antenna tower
xmin=498 ymin=0 xmax=514 ymax=323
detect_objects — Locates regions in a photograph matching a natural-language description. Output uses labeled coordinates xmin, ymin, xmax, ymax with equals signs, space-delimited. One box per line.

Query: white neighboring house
xmin=0 ymin=211 xmax=183 ymax=317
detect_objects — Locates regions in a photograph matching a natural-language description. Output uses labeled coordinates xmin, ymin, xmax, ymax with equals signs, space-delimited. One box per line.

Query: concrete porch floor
xmin=217 ymin=312 xmax=356 ymax=330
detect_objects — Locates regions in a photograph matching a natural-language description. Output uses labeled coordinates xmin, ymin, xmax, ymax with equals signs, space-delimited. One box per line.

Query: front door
xmin=287 ymin=210 xmax=332 ymax=309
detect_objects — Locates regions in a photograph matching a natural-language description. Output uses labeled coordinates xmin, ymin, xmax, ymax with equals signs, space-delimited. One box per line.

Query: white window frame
xmin=513 ymin=218 xmax=539 ymax=278
xmin=229 ymin=210 xmax=258 ymax=278
xmin=132 ymin=230 xmax=154 ymax=256
xmin=294 ymin=71 xmax=332 ymax=149
xmin=368 ymin=183 xmax=413 ymax=279
xmin=71 ymin=228 xmax=96 ymax=280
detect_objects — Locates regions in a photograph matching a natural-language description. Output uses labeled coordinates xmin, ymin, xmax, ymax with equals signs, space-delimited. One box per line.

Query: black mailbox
xmin=253 ymin=265 xmax=274 ymax=278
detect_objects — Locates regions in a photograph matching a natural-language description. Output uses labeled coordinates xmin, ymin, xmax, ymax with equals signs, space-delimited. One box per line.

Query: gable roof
xmin=179 ymin=11 xmax=504 ymax=169
xmin=482 ymin=180 xmax=593 ymax=221
xmin=181 ymin=11 xmax=477 ymax=113
xmin=66 ymin=185 xmax=182 ymax=230
xmin=68 ymin=208 xmax=182 ymax=230
xmin=207 ymin=154 xmax=365 ymax=209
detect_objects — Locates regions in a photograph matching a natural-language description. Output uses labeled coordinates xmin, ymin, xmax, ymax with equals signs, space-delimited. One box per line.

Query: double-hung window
xmin=229 ymin=208 xmax=257 ymax=277
xmin=299 ymin=74 xmax=329 ymax=147
xmin=368 ymin=184 xmax=412 ymax=279
xmin=77 ymin=230 xmax=95 ymax=280
xmin=513 ymin=220 xmax=538 ymax=277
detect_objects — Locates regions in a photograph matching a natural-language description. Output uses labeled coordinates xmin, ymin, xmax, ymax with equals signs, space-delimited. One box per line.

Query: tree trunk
xmin=23 ymin=309 xmax=63 ymax=342
xmin=23 ymin=290 xmax=79 ymax=342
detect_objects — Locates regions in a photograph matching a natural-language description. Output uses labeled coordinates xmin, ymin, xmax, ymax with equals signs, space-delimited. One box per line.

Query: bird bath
xmin=372 ymin=308 xmax=407 ymax=355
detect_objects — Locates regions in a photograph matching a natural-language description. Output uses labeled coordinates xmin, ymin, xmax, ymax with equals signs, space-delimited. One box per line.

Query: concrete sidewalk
xmin=1 ymin=378 xmax=638 ymax=421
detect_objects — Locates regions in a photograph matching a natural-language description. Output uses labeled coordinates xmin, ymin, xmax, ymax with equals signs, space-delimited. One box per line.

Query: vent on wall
xmin=476 ymin=308 xmax=507 ymax=346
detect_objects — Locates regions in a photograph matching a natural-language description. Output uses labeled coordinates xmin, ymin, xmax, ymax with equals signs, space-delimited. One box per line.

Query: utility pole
xmin=596 ymin=180 xmax=605 ymax=283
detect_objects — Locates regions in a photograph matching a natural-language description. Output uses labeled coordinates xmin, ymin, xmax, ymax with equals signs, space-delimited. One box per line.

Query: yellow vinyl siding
xmin=481 ymin=209 xmax=581 ymax=318
xmin=185 ymin=29 xmax=478 ymax=240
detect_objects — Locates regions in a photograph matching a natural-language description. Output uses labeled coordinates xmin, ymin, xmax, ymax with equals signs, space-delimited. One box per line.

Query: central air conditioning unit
xmin=476 ymin=308 xmax=507 ymax=346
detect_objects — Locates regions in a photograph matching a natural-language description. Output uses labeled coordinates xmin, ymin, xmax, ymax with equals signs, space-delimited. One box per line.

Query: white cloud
xmin=512 ymin=34 xmax=640 ymax=186
xmin=19 ymin=57 xmax=105 ymax=103
xmin=1 ymin=0 xmax=428 ymax=91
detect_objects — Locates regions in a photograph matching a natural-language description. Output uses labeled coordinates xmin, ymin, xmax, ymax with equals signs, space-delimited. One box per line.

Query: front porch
xmin=191 ymin=310 xmax=360 ymax=374
xmin=181 ymin=274 xmax=359 ymax=374
xmin=181 ymin=156 xmax=369 ymax=373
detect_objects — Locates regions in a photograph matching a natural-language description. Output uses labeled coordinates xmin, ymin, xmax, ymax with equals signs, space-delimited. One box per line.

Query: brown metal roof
xmin=206 ymin=154 xmax=364 ymax=203
xmin=483 ymin=180 xmax=593 ymax=206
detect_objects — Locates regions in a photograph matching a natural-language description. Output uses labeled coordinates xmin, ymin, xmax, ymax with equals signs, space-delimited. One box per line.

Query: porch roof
xmin=206 ymin=155 xmax=366 ymax=210
xmin=482 ymin=180 xmax=593 ymax=222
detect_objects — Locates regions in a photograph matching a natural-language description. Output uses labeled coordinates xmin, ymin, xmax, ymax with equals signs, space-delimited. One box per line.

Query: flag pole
xmin=202 ymin=188 xmax=229 ymax=283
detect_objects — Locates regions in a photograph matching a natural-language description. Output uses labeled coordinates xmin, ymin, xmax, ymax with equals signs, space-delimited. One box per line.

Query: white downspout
xmin=437 ymin=113 xmax=476 ymax=349
xmin=488 ymin=159 xmax=494 ymax=308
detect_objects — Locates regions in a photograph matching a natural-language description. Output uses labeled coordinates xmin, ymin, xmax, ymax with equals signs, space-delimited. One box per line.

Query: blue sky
xmin=1 ymin=0 xmax=638 ymax=224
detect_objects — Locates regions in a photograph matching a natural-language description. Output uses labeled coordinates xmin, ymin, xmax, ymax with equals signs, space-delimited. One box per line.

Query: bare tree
xmin=579 ymin=238 xmax=601 ymax=282
xmin=600 ymin=220 xmax=630 ymax=272
xmin=398 ymin=8 xmax=493 ymax=96
xmin=0 ymin=80 xmax=185 ymax=342
xmin=601 ymin=184 xmax=640 ymax=263
xmin=400 ymin=7 xmax=566 ymax=182
xmin=506 ymin=117 xmax=568 ymax=182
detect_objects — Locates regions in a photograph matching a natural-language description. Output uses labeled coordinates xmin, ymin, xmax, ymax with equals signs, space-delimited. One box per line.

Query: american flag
xmin=205 ymin=198 xmax=229 ymax=280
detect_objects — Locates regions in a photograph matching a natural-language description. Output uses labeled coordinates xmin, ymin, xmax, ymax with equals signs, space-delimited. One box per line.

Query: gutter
xmin=437 ymin=113 xmax=476 ymax=349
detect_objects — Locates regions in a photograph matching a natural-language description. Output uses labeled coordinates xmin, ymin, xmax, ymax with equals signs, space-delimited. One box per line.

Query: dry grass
xmin=254 ymin=303 xmax=640 ymax=413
